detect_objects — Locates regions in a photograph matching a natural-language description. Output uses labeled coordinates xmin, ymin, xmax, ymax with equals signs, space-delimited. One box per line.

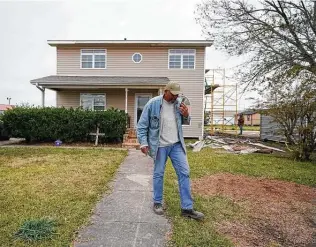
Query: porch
xmin=30 ymin=75 xmax=168 ymax=129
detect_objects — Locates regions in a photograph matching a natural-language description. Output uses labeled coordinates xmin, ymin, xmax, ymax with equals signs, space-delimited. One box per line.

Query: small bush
xmin=15 ymin=218 xmax=57 ymax=242
xmin=2 ymin=106 xmax=128 ymax=143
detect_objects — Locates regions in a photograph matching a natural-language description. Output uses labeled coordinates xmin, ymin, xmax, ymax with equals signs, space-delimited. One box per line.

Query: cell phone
xmin=177 ymin=96 xmax=186 ymax=105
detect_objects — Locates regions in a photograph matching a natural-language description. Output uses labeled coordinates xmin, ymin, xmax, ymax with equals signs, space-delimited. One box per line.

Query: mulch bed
xmin=192 ymin=173 xmax=316 ymax=247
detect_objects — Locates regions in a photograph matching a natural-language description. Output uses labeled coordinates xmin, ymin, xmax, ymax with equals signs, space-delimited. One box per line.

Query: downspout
xmin=36 ymin=83 xmax=45 ymax=107
xmin=125 ymin=88 xmax=128 ymax=113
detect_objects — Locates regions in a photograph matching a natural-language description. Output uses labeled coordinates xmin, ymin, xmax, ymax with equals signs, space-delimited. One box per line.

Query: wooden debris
xmin=187 ymin=135 xmax=284 ymax=155
xmin=249 ymin=143 xmax=285 ymax=152
xmin=232 ymin=145 xmax=251 ymax=151
xmin=206 ymin=136 xmax=227 ymax=144
xmin=255 ymin=148 xmax=273 ymax=154
xmin=240 ymin=148 xmax=259 ymax=154
xmin=193 ymin=140 xmax=205 ymax=152
xmin=188 ymin=140 xmax=200 ymax=148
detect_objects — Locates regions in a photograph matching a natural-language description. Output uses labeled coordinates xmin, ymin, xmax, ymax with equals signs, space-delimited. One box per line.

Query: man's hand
xmin=141 ymin=146 xmax=149 ymax=155
xmin=179 ymin=103 xmax=189 ymax=118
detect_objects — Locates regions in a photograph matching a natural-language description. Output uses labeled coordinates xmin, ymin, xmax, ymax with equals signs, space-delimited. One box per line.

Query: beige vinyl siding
xmin=56 ymin=89 xmax=158 ymax=128
xmin=56 ymin=46 xmax=205 ymax=137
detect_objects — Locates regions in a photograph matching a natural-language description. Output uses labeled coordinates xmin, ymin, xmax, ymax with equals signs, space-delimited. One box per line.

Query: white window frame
xmin=132 ymin=53 xmax=142 ymax=63
xmin=168 ymin=49 xmax=196 ymax=70
xmin=80 ymin=49 xmax=107 ymax=69
xmin=80 ymin=93 xmax=106 ymax=111
xmin=134 ymin=93 xmax=152 ymax=127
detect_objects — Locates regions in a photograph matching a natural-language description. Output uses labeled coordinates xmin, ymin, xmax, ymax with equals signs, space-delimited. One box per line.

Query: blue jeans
xmin=153 ymin=142 xmax=193 ymax=209
xmin=239 ymin=125 xmax=243 ymax=135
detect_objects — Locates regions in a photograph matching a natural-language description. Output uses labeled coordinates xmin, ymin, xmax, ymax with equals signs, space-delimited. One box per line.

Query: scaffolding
xmin=204 ymin=68 xmax=238 ymax=135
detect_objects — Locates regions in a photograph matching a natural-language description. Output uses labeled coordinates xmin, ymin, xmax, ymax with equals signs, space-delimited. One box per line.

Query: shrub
xmin=15 ymin=218 xmax=57 ymax=242
xmin=0 ymin=119 xmax=10 ymax=141
xmin=2 ymin=106 xmax=128 ymax=143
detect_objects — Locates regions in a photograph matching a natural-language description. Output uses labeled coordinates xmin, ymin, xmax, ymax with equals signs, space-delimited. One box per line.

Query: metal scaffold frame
xmin=204 ymin=68 xmax=238 ymax=135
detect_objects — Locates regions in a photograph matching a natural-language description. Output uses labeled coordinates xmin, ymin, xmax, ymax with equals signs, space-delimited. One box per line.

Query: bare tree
xmin=196 ymin=0 xmax=316 ymax=89
xmin=264 ymin=82 xmax=316 ymax=160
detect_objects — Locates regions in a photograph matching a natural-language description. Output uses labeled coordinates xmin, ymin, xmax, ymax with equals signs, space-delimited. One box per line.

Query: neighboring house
xmin=260 ymin=115 xmax=285 ymax=142
xmin=235 ymin=110 xmax=260 ymax=126
xmin=0 ymin=104 xmax=14 ymax=115
xmin=30 ymin=40 xmax=213 ymax=138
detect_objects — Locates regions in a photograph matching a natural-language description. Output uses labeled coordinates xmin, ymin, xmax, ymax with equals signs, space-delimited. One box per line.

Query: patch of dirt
xmin=192 ymin=173 xmax=316 ymax=247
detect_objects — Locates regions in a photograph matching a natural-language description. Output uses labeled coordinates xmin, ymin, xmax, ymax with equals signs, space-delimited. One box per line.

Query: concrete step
xmin=122 ymin=143 xmax=141 ymax=149
xmin=124 ymin=138 xmax=139 ymax=144
xmin=123 ymin=134 xmax=129 ymax=142
xmin=126 ymin=128 xmax=137 ymax=137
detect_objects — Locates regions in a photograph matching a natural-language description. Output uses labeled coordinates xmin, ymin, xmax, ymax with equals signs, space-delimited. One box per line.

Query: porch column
xmin=125 ymin=88 xmax=128 ymax=113
xmin=159 ymin=88 xmax=163 ymax=95
xmin=36 ymin=83 xmax=45 ymax=107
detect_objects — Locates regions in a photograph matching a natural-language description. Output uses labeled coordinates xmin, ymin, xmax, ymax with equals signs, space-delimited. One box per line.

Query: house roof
xmin=239 ymin=109 xmax=258 ymax=115
xmin=47 ymin=40 xmax=213 ymax=47
xmin=30 ymin=75 xmax=170 ymax=89
xmin=0 ymin=104 xmax=14 ymax=111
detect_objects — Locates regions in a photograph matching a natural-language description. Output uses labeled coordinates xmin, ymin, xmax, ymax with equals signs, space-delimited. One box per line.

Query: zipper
xmin=154 ymin=97 xmax=163 ymax=159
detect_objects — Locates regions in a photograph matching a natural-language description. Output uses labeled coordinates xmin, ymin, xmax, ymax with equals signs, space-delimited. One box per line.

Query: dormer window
xmin=81 ymin=49 xmax=106 ymax=69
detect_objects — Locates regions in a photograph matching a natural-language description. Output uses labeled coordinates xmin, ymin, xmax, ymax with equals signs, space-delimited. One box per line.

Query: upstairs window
xmin=169 ymin=49 xmax=195 ymax=69
xmin=81 ymin=49 xmax=106 ymax=69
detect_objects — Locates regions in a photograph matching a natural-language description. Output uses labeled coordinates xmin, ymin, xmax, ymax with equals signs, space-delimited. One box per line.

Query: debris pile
xmin=188 ymin=136 xmax=285 ymax=154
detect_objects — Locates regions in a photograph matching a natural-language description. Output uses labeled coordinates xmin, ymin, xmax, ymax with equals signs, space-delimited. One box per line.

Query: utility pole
xmin=6 ymin=97 xmax=11 ymax=105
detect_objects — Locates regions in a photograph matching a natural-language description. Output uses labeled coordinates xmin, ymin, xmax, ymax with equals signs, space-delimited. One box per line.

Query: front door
xmin=135 ymin=94 xmax=152 ymax=126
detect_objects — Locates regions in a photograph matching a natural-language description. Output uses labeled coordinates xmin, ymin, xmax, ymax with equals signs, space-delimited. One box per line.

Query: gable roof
xmin=48 ymin=40 xmax=213 ymax=47
xmin=239 ymin=109 xmax=258 ymax=115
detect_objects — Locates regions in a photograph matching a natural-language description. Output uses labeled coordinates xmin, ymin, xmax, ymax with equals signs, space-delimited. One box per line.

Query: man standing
xmin=237 ymin=113 xmax=245 ymax=135
xmin=137 ymin=82 xmax=204 ymax=221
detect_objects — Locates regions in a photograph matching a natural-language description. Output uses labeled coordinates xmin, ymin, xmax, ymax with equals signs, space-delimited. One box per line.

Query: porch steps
xmin=122 ymin=128 xmax=140 ymax=149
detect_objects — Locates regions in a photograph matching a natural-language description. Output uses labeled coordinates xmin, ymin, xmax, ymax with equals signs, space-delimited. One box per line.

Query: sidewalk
xmin=0 ymin=138 xmax=24 ymax=146
xmin=74 ymin=149 xmax=171 ymax=247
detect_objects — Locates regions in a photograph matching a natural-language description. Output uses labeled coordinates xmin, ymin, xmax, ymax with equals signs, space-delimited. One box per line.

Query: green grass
xmin=164 ymin=148 xmax=316 ymax=247
xmin=15 ymin=218 xmax=58 ymax=242
xmin=0 ymin=147 xmax=127 ymax=247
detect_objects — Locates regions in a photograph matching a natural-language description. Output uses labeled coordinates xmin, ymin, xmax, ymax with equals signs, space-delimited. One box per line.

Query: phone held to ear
xmin=177 ymin=96 xmax=185 ymax=105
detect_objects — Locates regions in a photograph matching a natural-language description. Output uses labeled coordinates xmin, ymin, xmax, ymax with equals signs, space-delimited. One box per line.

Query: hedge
xmin=2 ymin=107 xmax=128 ymax=143
xmin=0 ymin=119 xmax=10 ymax=141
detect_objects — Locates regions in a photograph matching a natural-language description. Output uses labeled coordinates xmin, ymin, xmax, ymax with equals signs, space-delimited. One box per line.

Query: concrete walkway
xmin=74 ymin=150 xmax=171 ymax=247
xmin=0 ymin=138 xmax=24 ymax=146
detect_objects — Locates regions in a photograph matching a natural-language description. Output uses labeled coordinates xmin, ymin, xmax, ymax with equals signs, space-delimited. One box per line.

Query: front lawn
xmin=0 ymin=147 xmax=127 ymax=247
xmin=164 ymin=148 xmax=316 ymax=247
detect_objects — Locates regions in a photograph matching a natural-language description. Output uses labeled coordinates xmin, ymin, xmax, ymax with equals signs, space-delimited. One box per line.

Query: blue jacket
xmin=137 ymin=95 xmax=190 ymax=160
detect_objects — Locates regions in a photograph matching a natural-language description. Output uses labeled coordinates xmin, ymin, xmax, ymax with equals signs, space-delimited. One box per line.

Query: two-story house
xmin=30 ymin=40 xmax=212 ymax=139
